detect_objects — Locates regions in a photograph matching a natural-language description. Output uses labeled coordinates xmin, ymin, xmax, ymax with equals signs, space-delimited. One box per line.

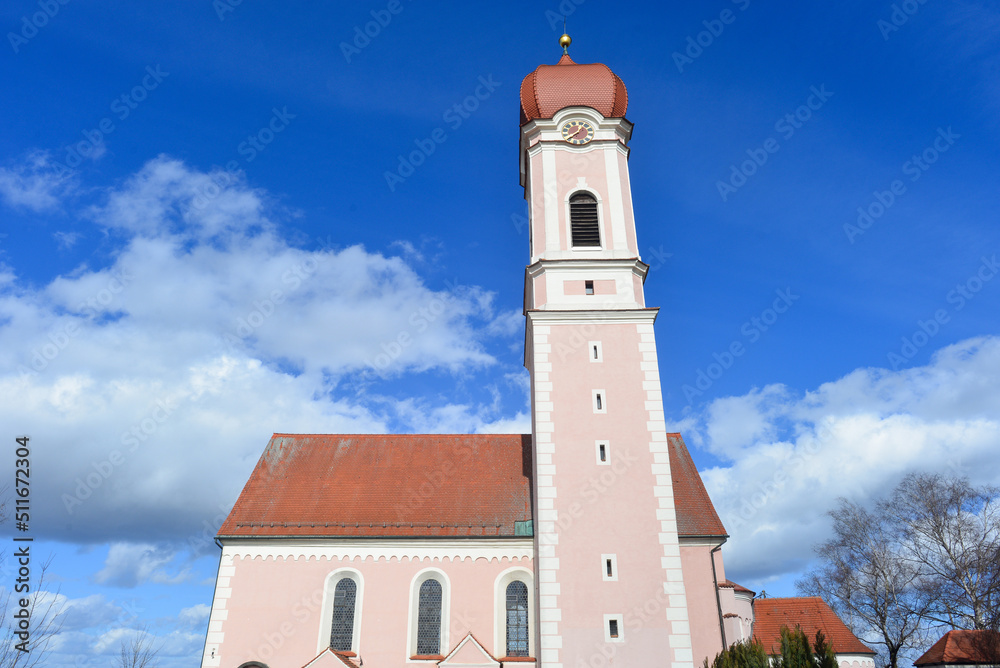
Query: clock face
xmin=561 ymin=120 xmax=595 ymax=145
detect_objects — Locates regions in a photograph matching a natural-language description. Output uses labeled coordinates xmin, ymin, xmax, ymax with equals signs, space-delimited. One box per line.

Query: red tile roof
xmin=668 ymin=433 xmax=728 ymax=537
xmin=720 ymin=580 xmax=756 ymax=595
xmin=219 ymin=432 xmax=724 ymax=540
xmin=520 ymin=54 xmax=628 ymax=124
xmin=753 ymin=597 xmax=874 ymax=656
xmin=915 ymin=630 xmax=1000 ymax=666
xmin=219 ymin=434 xmax=533 ymax=538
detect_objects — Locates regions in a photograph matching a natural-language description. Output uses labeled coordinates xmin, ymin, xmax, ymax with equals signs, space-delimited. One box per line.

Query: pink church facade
xmin=199 ymin=41 xmax=870 ymax=668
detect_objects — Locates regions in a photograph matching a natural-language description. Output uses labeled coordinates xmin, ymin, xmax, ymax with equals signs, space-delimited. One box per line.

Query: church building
xmin=199 ymin=37 xmax=846 ymax=668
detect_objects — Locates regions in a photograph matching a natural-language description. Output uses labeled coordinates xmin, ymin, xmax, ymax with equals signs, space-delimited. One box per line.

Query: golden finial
xmin=559 ymin=33 xmax=572 ymax=54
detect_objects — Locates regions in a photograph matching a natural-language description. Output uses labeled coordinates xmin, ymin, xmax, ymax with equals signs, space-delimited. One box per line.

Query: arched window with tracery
xmin=416 ymin=578 xmax=443 ymax=655
xmin=329 ymin=577 xmax=357 ymax=651
xmin=505 ymin=580 xmax=529 ymax=657
xmin=570 ymin=192 xmax=601 ymax=247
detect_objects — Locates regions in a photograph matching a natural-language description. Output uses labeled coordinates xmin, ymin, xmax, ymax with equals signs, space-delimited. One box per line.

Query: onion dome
xmin=519 ymin=43 xmax=628 ymax=125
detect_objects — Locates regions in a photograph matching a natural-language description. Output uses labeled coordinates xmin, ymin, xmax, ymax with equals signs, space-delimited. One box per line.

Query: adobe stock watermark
xmin=225 ymin=254 xmax=325 ymax=350
xmin=717 ymin=85 xmax=834 ymax=202
xmin=17 ymin=268 xmax=135 ymax=379
xmin=49 ymin=66 xmax=170 ymax=176
xmin=61 ymin=389 xmax=191 ymax=514
xmin=384 ymin=75 xmax=501 ymax=191
xmin=213 ymin=0 xmax=243 ymax=21
xmin=672 ymin=0 xmax=752 ymax=74
xmin=886 ymin=253 xmax=998 ymax=370
xmin=726 ymin=419 xmax=834 ymax=531
xmin=394 ymin=441 xmax=473 ymax=521
xmin=546 ymin=448 xmax=640 ymax=539
xmin=682 ymin=288 xmax=799 ymax=403
xmin=544 ymin=0 xmax=586 ymax=31
xmin=188 ymin=503 xmax=235 ymax=554
xmin=192 ymin=106 xmax=296 ymax=209
xmin=877 ymin=0 xmax=931 ymax=41
xmin=7 ymin=0 xmax=72 ymax=54
xmin=340 ymin=0 xmax=412 ymax=63
xmin=365 ymin=278 xmax=463 ymax=375
xmin=510 ymin=149 xmax=602 ymax=236
xmin=843 ymin=126 xmax=959 ymax=243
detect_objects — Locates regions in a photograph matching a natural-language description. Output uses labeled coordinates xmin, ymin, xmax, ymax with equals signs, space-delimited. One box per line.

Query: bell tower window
xmin=570 ymin=192 xmax=601 ymax=247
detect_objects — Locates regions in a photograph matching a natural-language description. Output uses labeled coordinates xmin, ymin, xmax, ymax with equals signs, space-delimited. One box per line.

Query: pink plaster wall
xmin=562 ymin=279 xmax=616 ymax=297
xmin=216 ymin=553 xmax=532 ymax=667
xmin=680 ymin=544 xmax=725 ymax=665
xmin=526 ymin=141 xmax=640 ymax=259
xmin=529 ymin=154 xmax=547 ymax=256
xmin=618 ymin=151 xmax=638 ymax=254
xmin=541 ymin=321 xmax=678 ymax=665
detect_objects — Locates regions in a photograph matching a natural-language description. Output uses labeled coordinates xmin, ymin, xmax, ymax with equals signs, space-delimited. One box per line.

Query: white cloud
xmin=0 ymin=156 xmax=519 ymax=545
xmin=178 ymin=603 xmax=210 ymax=628
xmin=0 ymin=151 xmax=76 ymax=212
xmin=681 ymin=336 xmax=1000 ymax=586
xmin=53 ymin=230 xmax=82 ymax=249
xmin=58 ymin=593 xmax=127 ymax=631
xmin=93 ymin=543 xmax=190 ymax=588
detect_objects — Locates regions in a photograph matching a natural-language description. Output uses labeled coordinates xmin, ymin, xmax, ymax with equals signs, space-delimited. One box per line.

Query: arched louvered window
xmin=505 ymin=581 xmax=529 ymax=657
xmin=329 ymin=578 xmax=357 ymax=651
xmin=416 ymin=579 xmax=443 ymax=655
xmin=570 ymin=192 xmax=601 ymax=247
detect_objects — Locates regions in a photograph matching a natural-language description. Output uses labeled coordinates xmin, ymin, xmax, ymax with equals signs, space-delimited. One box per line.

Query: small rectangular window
xmin=593 ymin=390 xmax=606 ymax=414
xmin=585 ymin=280 xmax=594 ymax=295
xmin=604 ymin=613 xmax=624 ymax=641
xmin=589 ymin=341 xmax=603 ymax=363
xmin=595 ymin=441 xmax=610 ymax=466
xmin=601 ymin=553 xmax=618 ymax=581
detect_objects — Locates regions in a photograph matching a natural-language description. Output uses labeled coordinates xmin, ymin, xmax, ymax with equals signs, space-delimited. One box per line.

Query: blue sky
xmin=1 ymin=1 xmax=998 ymax=664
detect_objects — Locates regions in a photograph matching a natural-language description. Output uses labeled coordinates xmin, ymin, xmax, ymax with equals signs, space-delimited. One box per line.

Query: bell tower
xmin=522 ymin=36 xmax=695 ymax=667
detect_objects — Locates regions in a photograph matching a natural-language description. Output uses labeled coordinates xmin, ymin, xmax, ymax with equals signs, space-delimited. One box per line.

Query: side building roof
xmin=753 ymin=597 xmax=875 ymax=656
xmin=915 ymin=630 xmax=1000 ymax=666
xmin=218 ymin=432 xmax=725 ymax=539
xmin=668 ymin=433 xmax=728 ymax=537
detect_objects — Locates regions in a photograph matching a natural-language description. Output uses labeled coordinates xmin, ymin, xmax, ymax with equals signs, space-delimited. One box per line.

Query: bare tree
xmin=0 ymin=491 xmax=65 ymax=668
xmin=798 ymin=499 xmax=929 ymax=668
xmin=883 ymin=474 xmax=1000 ymax=631
xmin=116 ymin=626 xmax=161 ymax=668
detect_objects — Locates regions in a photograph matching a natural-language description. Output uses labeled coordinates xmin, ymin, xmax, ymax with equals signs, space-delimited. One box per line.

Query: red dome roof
xmin=520 ymin=54 xmax=628 ymax=125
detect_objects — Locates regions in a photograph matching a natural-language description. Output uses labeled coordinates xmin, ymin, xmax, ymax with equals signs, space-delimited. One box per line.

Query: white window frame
xmin=589 ymin=341 xmax=603 ymax=362
xmin=604 ymin=613 xmax=625 ymax=643
xmin=316 ymin=568 xmax=364 ymax=656
xmin=595 ymin=440 xmax=610 ymax=466
xmin=593 ymin=389 xmax=607 ymax=414
xmin=494 ymin=567 xmax=535 ymax=659
xmin=407 ymin=568 xmax=450 ymax=660
xmin=601 ymin=553 xmax=618 ymax=582
xmin=565 ymin=186 xmax=605 ymax=251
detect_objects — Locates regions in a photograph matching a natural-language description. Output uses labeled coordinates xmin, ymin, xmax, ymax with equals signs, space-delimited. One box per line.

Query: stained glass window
xmin=329 ymin=578 xmax=356 ymax=651
xmin=506 ymin=580 xmax=529 ymax=657
xmin=416 ymin=579 xmax=442 ymax=655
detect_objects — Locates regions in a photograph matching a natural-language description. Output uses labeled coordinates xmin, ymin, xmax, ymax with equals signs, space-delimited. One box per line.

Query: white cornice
xmin=219 ymin=538 xmax=535 ymax=563
xmin=524 ymin=140 xmax=630 ymax=160
xmin=526 ymin=309 xmax=658 ymax=325
xmin=526 ymin=257 xmax=649 ymax=280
